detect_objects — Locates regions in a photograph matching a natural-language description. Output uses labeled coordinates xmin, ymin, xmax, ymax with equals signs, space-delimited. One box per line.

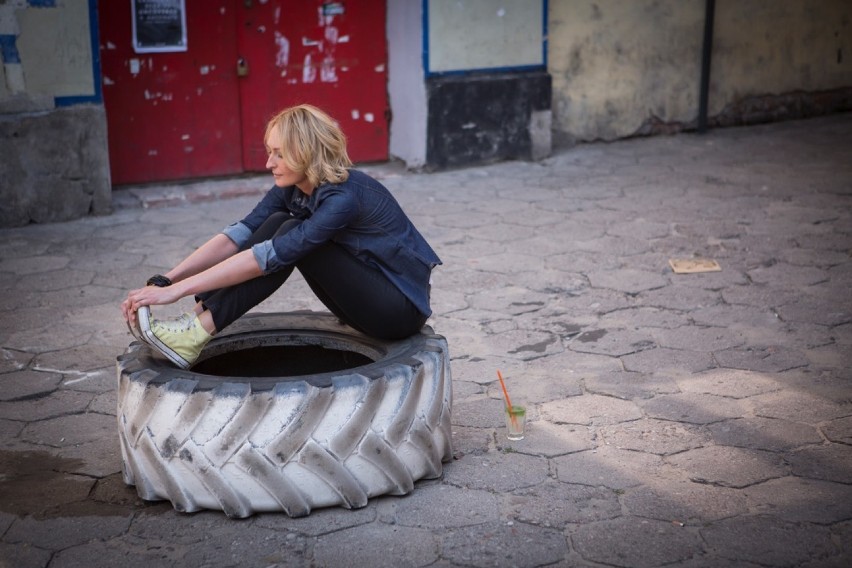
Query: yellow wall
xmin=549 ymin=0 xmax=852 ymax=141
xmin=1 ymin=0 xmax=93 ymax=107
xmin=428 ymin=0 xmax=545 ymax=73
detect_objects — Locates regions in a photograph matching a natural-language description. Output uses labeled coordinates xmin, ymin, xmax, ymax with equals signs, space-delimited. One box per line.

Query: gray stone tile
xmin=0 ymin=542 xmax=52 ymax=568
xmin=600 ymin=418 xmax=711 ymax=455
xmin=541 ymin=394 xmax=643 ymax=426
xmin=0 ymin=347 xmax=33 ymax=373
xmin=744 ymin=476 xmax=852 ymax=524
xmin=442 ymin=450 xmax=549 ymax=492
xmin=637 ymin=286 xmax=722 ymax=312
xmin=708 ymin=417 xmax=822 ymax=452
xmin=822 ymin=415 xmax=852 ymax=444
xmin=623 ymin=478 xmax=747 ymax=524
xmin=598 ymin=306 xmax=685 ymax=329
xmin=622 ymin=347 xmax=716 ymax=374
xmin=701 ymin=515 xmax=835 ymax=567
xmin=452 ymin=397 xmax=506 ymax=429
xmin=666 ymin=446 xmax=788 ymax=488
xmin=499 ymin=420 xmax=596 ymax=457
xmin=570 ymin=328 xmax=656 ymax=357
xmin=0 ymin=369 xmax=62 ymax=401
xmin=640 ymin=393 xmax=746 ymax=425
xmin=787 ymin=443 xmax=852 ymax=484
xmin=675 ymin=368 xmax=783 ymax=398
xmin=0 ymin=389 xmax=93 ymax=421
xmin=714 ymin=345 xmax=810 ymax=372
xmin=378 ymin=483 xmax=500 ymax=528
xmin=21 ymin=413 xmax=116 ymax=448
xmin=572 ymin=516 xmax=704 ymax=568
xmin=653 ymin=326 xmax=746 ymax=352
xmin=775 ymin=296 xmax=852 ymax=327
xmin=584 ymin=370 xmax=679 ymax=400
xmin=554 ymin=446 xmax=664 ymax=490
xmin=507 ymin=480 xmax=621 ymax=527
xmin=4 ymin=514 xmax=132 ymax=552
xmin=441 ymin=520 xmax=567 ymax=568
xmin=487 ymin=328 xmax=564 ymax=360
xmin=747 ymin=263 xmax=829 ymax=287
xmin=750 ymin=390 xmax=851 ymax=424
xmin=587 ymin=268 xmax=667 ymax=294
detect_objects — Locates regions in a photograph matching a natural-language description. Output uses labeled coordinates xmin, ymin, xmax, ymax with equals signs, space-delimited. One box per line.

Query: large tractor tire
xmin=116 ymin=312 xmax=453 ymax=518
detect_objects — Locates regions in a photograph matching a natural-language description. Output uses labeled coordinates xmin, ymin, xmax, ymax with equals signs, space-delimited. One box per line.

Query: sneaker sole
xmin=137 ymin=306 xmax=152 ymax=340
xmin=141 ymin=327 xmax=192 ymax=369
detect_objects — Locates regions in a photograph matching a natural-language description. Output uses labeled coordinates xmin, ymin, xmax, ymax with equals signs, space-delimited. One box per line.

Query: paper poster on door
xmin=132 ymin=0 xmax=188 ymax=53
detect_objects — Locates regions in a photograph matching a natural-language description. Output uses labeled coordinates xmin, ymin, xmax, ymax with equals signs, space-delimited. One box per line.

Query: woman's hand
xmin=121 ymin=284 xmax=184 ymax=326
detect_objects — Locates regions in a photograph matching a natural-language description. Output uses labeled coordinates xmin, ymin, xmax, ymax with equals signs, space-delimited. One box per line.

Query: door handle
xmin=237 ymin=57 xmax=249 ymax=77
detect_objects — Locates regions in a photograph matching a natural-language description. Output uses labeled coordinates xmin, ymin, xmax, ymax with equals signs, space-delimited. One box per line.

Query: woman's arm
xmin=122 ymin=249 xmax=262 ymax=324
xmin=165 ymin=233 xmax=240 ymax=283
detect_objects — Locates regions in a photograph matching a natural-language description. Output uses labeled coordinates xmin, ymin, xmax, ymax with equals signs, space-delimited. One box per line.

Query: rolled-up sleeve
xmin=222 ymin=221 xmax=253 ymax=248
xmin=251 ymin=240 xmax=277 ymax=273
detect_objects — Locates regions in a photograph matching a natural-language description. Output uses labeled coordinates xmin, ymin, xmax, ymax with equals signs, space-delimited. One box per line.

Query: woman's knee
xmin=246 ymin=214 xmax=300 ymax=248
xmin=273 ymin=217 xmax=302 ymax=238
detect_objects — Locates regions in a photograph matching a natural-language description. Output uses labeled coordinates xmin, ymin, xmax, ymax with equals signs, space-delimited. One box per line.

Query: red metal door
xmin=236 ymin=1 xmax=389 ymax=170
xmin=99 ymin=1 xmax=243 ymax=185
xmin=99 ymin=1 xmax=388 ymax=185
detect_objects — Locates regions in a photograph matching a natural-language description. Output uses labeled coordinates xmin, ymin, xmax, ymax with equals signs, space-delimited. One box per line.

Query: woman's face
xmin=265 ymin=128 xmax=312 ymax=193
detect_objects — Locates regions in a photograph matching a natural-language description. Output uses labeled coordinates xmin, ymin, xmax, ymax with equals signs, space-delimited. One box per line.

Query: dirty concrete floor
xmin=1 ymin=114 xmax=851 ymax=567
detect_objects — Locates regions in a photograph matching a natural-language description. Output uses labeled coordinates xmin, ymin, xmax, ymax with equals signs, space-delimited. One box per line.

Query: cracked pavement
xmin=1 ymin=114 xmax=851 ymax=567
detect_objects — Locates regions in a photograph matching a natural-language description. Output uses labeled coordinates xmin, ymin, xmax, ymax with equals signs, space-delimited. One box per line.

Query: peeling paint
xmin=351 ymin=109 xmax=360 ymax=119
xmin=364 ymin=113 xmax=374 ymax=123
xmin=274 ymin=31 xmax=290 ymax=70
xmin=303 ymin=53 xmax=316 ymax=83
xmin=320 ymin=55 xmax=337 ymax=82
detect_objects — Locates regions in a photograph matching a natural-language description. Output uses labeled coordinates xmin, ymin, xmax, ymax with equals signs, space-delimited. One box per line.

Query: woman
xmin=121 ymin=104 xmax=441 ymax=369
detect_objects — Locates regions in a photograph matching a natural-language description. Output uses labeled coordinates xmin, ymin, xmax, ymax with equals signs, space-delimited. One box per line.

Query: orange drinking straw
xmin=497 ymin=370 xmax=518 ymax=427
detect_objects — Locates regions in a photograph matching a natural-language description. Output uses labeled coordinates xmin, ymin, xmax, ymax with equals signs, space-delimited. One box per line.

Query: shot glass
xmin=505 ymin=404 xmax=527 ymax=441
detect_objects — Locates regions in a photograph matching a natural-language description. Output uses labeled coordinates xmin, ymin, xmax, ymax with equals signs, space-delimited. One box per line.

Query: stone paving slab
xmin=1 ymin=115 xmax=851 ymax=567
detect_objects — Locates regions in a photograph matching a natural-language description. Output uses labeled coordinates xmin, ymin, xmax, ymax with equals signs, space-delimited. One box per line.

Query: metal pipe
xmin=698 ymin=0 xmax=716 ymax=133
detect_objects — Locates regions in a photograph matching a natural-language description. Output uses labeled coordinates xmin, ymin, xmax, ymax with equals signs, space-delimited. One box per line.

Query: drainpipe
xmin=697 ymin=0 xmax=715 ymax=133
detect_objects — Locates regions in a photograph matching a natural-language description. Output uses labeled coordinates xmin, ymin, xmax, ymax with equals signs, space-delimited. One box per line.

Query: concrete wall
xmin=549 ymin=0 xmax=852 ymax=143
xmin=387 ymin=0 xmax=428 ymax=168
xmin=0 ymin=0 xmax=110 ymax=227
xmin=388 ymin=0 xmax=551 ymax=169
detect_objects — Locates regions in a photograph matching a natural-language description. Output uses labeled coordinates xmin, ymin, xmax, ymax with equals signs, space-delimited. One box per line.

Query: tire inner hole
xmin=192 ymin=345 xmax=374 ymax=377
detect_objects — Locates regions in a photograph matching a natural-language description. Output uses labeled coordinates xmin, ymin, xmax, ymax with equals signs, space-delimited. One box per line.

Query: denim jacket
xmin=222 ymin=169 xmax=441 ymax=316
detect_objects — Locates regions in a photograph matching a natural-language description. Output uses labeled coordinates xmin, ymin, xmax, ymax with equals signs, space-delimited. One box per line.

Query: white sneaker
xmin=141 ymin=313 xmax=213 ymax=369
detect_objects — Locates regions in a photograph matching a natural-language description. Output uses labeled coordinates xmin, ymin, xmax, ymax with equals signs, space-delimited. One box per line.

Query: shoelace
xmin=152 ymin=316 xmax=198 ymax=334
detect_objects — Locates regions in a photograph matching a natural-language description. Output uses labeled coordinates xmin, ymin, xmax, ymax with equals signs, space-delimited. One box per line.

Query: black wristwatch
xmin=146 ymin=274 xmax=172 ymax=287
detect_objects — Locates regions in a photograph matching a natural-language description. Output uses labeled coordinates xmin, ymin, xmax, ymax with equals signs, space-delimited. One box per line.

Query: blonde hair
xmin=264 ymin=104 xmax=351 ymax=188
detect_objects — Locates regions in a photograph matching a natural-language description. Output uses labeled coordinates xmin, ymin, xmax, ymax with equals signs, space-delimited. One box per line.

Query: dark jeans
xmin=197 ymin=213 xmax=428 ymax=340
